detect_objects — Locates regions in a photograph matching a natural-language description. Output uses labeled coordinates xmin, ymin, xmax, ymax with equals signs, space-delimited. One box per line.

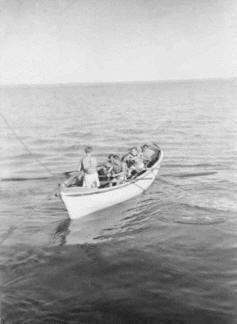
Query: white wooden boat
xmin=60 ymin=148 xmax=164 ymax=219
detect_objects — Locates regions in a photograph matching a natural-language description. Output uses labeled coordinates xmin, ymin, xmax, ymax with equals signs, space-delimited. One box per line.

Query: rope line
xmin=0 ymin=112 xmax=55 ymax=177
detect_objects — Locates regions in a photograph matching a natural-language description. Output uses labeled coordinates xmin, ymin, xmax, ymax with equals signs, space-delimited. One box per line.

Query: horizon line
xmin=0 ymin=76 xmax=236 ymax=89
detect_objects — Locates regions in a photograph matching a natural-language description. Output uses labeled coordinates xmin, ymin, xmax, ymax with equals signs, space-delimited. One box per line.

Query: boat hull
xmin=60 ymin=150 xmax=163 ymax=219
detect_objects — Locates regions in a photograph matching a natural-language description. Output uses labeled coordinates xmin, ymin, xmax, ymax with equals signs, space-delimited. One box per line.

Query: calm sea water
xmin=0 ymin=80 xmax=237 ymax=323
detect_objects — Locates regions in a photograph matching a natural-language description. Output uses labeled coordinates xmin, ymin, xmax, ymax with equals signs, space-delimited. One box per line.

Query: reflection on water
xmin=1 ymin=80 xmax=237 ymax=323
xmin=52 ymin=218 xmax=71 ymax=246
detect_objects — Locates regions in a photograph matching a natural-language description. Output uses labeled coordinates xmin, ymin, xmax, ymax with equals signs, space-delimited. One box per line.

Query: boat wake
xmin=1 ymin=177 xmax=50 ymax=182
xmin=162 ymin=171 xmax=217 ymax=178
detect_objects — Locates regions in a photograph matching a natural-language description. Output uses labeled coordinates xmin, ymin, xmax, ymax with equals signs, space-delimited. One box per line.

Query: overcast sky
xmin=0 ymin=0 xmax=236 ymax=85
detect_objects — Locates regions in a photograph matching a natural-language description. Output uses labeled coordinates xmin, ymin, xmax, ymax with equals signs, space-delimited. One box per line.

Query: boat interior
xmin=65 ymin=149 xmax=161 ymax=190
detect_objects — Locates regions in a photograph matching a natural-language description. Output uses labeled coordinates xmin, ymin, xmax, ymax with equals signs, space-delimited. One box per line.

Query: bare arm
xmin=77 ymin=158 xmax=82 ymax=172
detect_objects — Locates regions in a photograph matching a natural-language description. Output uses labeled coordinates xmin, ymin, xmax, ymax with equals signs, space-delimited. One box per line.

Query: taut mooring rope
xmin=0 ymin=112 xmax=55 ymax=177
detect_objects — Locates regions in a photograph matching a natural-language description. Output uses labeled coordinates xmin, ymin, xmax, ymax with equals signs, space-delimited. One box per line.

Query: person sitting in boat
xmin=78 ymin=146 xmax=100 ymax=188
xmin=97 ymin=154 xmax=113 ymax=172
xmin=122 ymin=153 xmax=133 ymax=168
xmin=141 ymin=144 xmax=157 ymax=166
xmin=97 ymin=154 xmax=115 ymax=183
xmin=107 ymin=155 xmax=127 ymax=186
xmin=124 ymin=147 xmax=145 ymax=177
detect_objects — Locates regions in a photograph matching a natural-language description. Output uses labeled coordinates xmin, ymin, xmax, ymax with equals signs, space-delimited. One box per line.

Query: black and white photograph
xmin=0 ymin=0 xmax=237 ymax=323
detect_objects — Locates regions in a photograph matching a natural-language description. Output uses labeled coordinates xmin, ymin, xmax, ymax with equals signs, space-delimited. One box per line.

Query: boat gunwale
xmin=61 ymin=149 xmax=163 ymax=197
